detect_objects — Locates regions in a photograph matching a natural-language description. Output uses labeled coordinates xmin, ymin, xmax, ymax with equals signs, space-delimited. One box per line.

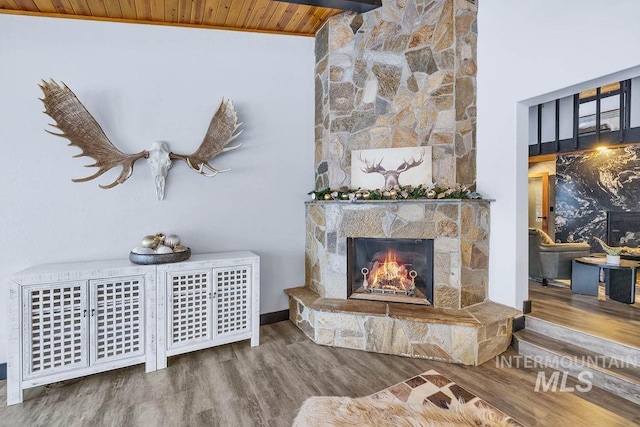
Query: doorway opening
xmin=528 ymin=163 xmax=556 ymax=241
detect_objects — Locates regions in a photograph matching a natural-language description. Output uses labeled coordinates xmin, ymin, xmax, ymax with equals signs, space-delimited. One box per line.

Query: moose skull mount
xmin=39 ymin=79 xmax=243 ymax=200
xmin=147 ymin=142 xmax=172 ymax=201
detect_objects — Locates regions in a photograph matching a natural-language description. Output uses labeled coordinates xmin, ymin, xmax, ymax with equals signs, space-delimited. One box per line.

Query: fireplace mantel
xmin=306 ymin=199 xmax=495 ymax=205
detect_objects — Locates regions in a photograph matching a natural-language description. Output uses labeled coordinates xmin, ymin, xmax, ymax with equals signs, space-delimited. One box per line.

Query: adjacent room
xmin=1 ymin=0 xmax=639 ymax=425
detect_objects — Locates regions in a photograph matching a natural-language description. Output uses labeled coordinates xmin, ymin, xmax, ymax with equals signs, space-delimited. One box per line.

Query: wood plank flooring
xmin=529 ymin=281 xmax=640 ymax=348
xmin=1 ymin=320 xmax=638 ymax=426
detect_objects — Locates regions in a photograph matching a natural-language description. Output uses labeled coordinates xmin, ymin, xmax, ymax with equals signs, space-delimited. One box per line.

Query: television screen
xmin=607 ymin=211 xmax=640 ymax=247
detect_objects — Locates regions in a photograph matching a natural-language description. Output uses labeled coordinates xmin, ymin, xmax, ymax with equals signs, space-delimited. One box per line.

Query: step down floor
xmin=515 ymin=319 xmax=640 ymax=405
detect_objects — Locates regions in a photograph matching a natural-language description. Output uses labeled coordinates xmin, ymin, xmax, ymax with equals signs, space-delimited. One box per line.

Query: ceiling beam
xmin=273 ymin=0 xmax=381 ymax=13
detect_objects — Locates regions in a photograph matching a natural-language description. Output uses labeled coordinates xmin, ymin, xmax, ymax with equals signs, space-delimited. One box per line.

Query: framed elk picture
xmin=351 ymin=146 xmax=432 ymax=190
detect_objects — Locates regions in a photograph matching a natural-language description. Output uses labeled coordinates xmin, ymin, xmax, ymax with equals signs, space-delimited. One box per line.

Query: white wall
xmin=477 ymin=0 xmax=640 ymax=309
xmin=0 ymin=15 xmax=315 ymax=363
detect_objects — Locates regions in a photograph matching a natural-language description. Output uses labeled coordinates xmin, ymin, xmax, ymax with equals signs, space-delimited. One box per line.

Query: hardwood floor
xmin=1 ymin=320 xmax=638 ymax=426
xmin=529 ymin=281 xmax=640 ymax=348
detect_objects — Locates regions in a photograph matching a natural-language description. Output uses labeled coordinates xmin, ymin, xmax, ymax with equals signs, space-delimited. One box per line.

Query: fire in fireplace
xmin=363 ymin=249 xmax=417 ymax=295
xmin=347 ymin=237 xmax=434 ymax=305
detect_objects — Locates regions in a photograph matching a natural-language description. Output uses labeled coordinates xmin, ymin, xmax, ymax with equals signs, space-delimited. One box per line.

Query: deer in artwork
xmin=359 ymin=152 xmax=424 ymax=190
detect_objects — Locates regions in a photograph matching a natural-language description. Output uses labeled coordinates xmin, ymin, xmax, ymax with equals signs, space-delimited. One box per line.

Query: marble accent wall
xmin=556 ymin=146 xmax=640 ymax=247
xmin=306 ymin=199 xmax=490 ymax=309
xmin=314 ymin=0 xmax=477 ymax=191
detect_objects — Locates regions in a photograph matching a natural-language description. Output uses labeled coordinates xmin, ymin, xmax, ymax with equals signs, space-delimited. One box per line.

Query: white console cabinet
xmin=156 ymin=252 xmax=260 ymax=369
xmin=7 ymin=251 xmax=260 ymax=405
xmin=7 ymin=260 xmax=156 ymax=405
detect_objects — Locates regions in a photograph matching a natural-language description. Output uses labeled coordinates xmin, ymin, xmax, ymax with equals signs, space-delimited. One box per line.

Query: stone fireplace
xmin=285 ymin=0 xmax=520 ymax=365
xmin=306 ymin=199 xmax=490 ymax=308
xmin=285 ymin=197 xmax=518 ymax=365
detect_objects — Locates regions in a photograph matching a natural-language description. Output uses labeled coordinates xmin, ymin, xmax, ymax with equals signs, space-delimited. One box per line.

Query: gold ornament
xmin=427 ymin=189 xmax=437 ymax=199
xmin=362 ymin=191 xmax=370 ymax=200
xmin=141 ymin=234 xmax=160 ymax=249
xmin=323 ymin=193 xmax=332 ymax=200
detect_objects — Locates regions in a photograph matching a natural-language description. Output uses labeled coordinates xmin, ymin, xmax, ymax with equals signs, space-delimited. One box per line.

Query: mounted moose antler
xmin=39 ymin=79 xmax=243 ymax=200
xmin=359 ymin=152 xmax=424 ymax=190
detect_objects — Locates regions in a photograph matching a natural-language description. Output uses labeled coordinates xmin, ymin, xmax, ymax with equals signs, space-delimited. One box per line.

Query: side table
xmin=571 ymin=256 xmax=639 ymax=304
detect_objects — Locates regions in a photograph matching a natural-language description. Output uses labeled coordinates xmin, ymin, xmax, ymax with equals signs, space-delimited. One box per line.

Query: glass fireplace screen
xmin=347 ymin=237 xmax=434 ymax=305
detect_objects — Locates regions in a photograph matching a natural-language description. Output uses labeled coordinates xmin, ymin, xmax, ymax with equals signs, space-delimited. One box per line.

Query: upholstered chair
xmin=528 ymin=228 xmax=591 ymax=285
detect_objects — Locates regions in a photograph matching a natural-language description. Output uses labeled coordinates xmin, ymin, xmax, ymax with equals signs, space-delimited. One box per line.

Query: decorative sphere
xmin=427 ymin=189 xmax=437 ymax=199
xmin=323 ymin=193 xmax=332 ymax=200
xmin=173 ymin=244 xmax=188 ymax=253
xmin=141 ymin=234 xmax=160 ymax=249
xmin=155 ymin=245 xmax=173 ymax=254
xmin=155 ymin=233 xmax=166 ymax=245
xmin=340 ymin=193 xmax=349 ymax=200
xmin=389 ymin=189 xmax=397 ymax=197
xmin=355 ymin=193 xmax=363 ymax=199
xmin=362 ymin=191 xmax=370 ymax=200
xmin=164 ymin=234 xmax=181 ymax=248
xmin=382 ymin=191 xmax=391 ymax=198
xmin=132 ymin=246 xmax=155 ymax=254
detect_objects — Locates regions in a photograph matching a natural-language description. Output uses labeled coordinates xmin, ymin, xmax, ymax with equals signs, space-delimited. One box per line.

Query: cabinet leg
xmin=251 ymin=334 xmax=259 ymax=347
xmin=7 ymin=379 xmax=23 ymax=405
xmin=157 ymin=358 xmax=168 ymax=370
xmin=7 ymin=388 xmax=22 ymax=406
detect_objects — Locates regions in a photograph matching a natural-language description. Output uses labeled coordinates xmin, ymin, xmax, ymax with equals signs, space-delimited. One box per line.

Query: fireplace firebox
xmin=347 ymin=237 xmax=434 ymax=305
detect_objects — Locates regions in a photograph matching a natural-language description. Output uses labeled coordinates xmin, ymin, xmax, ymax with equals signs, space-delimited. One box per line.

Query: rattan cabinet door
xmin=22 ymin=282 xmax=89 ymax=380
xmin=90 ymin=277 xmax=145 ymax=366
xmin=166 ymin=270 xmax=213 ymax=350
xmin=213 ymin=265 xmax=252 ymax=340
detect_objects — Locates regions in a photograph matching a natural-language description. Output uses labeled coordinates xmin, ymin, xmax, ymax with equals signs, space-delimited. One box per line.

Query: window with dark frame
xmin=529 ymin=79 xmax=637 ymax=156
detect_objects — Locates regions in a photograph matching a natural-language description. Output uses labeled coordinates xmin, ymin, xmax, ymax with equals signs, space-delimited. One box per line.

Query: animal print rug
xmin=293 ymin=369 xmax=521 ymax=426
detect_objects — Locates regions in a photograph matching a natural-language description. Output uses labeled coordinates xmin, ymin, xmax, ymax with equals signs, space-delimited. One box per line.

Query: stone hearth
xmin=285 ymin=287 xmax=519 ymax=365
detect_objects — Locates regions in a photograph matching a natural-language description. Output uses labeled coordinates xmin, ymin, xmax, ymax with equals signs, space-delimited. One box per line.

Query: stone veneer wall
xmin=314 ymin=0 xmax=478 ymax=190
xmin=305 ymin=199 xmax=489 ymax=309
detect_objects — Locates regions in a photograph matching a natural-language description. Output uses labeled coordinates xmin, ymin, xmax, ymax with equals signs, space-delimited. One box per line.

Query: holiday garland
xmin=309 ymin=183 xmax=482 ymax=201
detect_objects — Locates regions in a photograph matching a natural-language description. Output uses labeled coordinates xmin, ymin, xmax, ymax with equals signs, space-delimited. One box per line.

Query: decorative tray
xmin=129 ymin=247 xmax=191 ymax=265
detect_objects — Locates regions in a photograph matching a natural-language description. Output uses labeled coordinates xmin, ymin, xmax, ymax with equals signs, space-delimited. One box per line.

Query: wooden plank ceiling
xmin=0 ymin=0 xmax=346 ymax=36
